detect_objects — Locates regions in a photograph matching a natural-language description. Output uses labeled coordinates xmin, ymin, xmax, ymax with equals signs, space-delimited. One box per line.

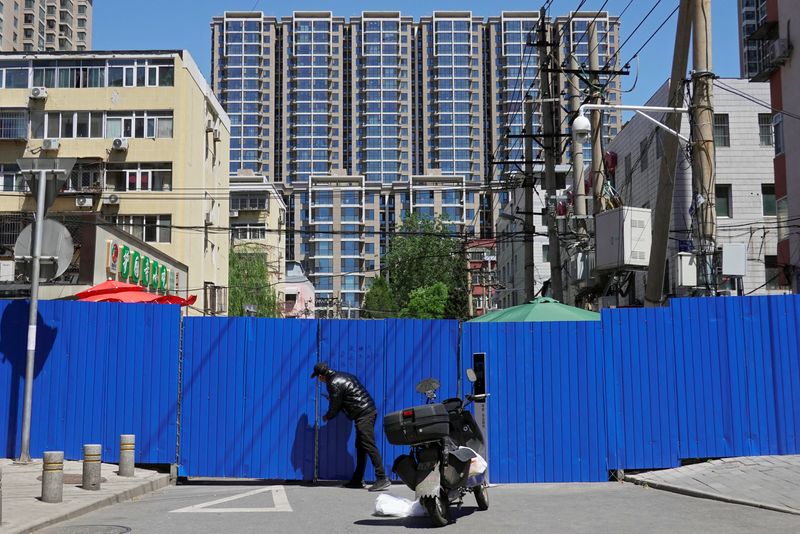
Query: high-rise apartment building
xmin=738 ymin=0 xmax=769 ymax=79
xmin=0 ymin=0 xmax=92 ymax=52
xmin=211 ymin=10 xmax=621 ymax=316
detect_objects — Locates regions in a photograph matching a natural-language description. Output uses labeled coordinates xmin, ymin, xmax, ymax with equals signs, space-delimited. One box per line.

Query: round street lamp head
xmin=571 ymin=114 xmax=592 ymax=142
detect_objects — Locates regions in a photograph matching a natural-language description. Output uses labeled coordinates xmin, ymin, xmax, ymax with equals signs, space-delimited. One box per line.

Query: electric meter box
xmin=594 ymin=207 xmax=652 ymax=271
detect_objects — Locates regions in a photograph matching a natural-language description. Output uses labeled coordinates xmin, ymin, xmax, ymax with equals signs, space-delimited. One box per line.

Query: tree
xmin=362 ymin=276 xmax=398 ymax=318
xmin=228 ymin=244 xmax=280 ymax=317
xmin=383 ymin=214 xmax=469 ymax=320
xmin=401 ymin=283 xmax=448 ymax=319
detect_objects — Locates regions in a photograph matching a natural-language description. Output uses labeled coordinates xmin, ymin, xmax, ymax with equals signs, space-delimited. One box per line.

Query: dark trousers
xmin=352 ymin=411 xmax=386 ymax=481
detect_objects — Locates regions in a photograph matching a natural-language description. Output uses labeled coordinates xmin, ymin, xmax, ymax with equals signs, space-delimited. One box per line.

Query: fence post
xmin=82 ymin=444 xmax=102 ymax=490
xmin=119 ymin=435 xmax=135 ymax=477
xmin=41 ymin=451 xmax=64 ymax=503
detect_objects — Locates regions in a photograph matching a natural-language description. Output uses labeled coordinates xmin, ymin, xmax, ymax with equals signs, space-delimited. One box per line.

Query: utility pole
xmin=645 ymin=0 xmax=693 ymax=306
xmin=570 ymin=54 xmax=587 ymax=228
xmin=691 ymin=0 xmax=716 ymax=291
xmin=523 ymin=95 xmax=536 ymax=302
xmin=589 ymin=23 xmax=606 ymax=215
xmin=539 ymin=7 xmax=564 ymax=301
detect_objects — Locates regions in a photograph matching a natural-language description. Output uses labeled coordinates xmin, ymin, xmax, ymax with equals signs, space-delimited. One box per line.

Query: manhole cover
xmin=45 ymin=527 xmax=131 ymax=534
xmin=37 ymin=474 xmax=108 ymax=485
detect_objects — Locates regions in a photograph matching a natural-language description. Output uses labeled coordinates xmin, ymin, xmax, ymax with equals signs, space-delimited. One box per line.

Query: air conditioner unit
xmin=229 ymin=210 xmax=239 ymax=218
xmin=205 ymin=211 xmax=213 ymax=225
xmin=112 ymin=137 xmax=129 ymax=151
xmin=206 ymin=119 xmax=215 ymax=132
xmin=213 ymin=128 xmax=222 ymax=142
xmin=75 ymin=196 xmax=91 ymax=208
xmin=770 ymin=38 xmax=792 ymax=65
xmin=42 ymin=138 xmax=60 ymax=151
xmin=30 ymin=86 xmax=48 ymax=99
xmin=103 ymin=193 xmax=121 ymax=205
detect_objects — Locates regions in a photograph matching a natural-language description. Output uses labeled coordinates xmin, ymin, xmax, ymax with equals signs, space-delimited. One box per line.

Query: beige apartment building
xmin=229 ymin=171 xmax=286 ymax=301
xmin=0 ymin=0 xmax=92 ymax=52
xmin=0 ymin=49 xmax=230 ymax=314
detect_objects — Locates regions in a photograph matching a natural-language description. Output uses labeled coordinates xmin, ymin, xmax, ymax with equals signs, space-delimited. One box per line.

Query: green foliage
xmin=401 ymin=282 xmax=449 ymax=319
xmin=379 ymin=214 xmax=469 ymax=320
xmin=228 ymin=245 xmax=280 ymax=317
xmin=362 ymin=276 xmax=398 ymax=318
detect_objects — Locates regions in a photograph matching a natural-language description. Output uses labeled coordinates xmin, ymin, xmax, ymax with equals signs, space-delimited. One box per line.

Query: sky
xmin=94 ymin=0 xmax=740 ymax=110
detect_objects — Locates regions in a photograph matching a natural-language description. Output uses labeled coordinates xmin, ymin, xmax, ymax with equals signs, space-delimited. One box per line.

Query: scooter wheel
xmin=421 ymin=490 xmax=450 ymax=527
xmin=474 ymin=483 xmax=489 ymax=510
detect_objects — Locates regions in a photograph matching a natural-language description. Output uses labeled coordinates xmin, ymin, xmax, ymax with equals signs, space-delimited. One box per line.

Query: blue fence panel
xmin=180 ymin=317 xmax=318 ymax=479
xmin=461 ymin=321 xmax=608 ymax=483
xmin=767 ymin=295 xmax=800 ymax=454
xmin=0 ymin=300 xmax=180 ymax=463
xmin=603 ymin=307 xmax=680 ymax=470
xmin=317 ymin=319 xmax=459 ymax=481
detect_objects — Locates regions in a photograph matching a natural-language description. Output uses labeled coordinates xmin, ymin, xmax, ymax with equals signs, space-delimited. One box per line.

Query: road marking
xmin=170 ymin=485 xmax=293 ymax=513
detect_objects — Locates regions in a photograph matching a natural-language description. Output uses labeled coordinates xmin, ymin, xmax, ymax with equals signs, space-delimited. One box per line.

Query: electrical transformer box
xmin=595 ymin=207 xmax=652 ymax=271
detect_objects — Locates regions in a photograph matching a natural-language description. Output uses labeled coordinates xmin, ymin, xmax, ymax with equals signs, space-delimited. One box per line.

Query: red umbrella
xmin=79 ymin=290 xmax=160 ymax=303
xmin=75 ymin=280 xmax=144 ymax=299
xmin=155 ymin=294 xmax=197 ymax=306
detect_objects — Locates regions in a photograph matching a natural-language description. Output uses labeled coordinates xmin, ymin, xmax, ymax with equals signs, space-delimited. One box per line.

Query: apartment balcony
xmin=751 ymin=38 xmax=793 ymax=82
xmin=0 ymin=111 xmax=30 ymax=141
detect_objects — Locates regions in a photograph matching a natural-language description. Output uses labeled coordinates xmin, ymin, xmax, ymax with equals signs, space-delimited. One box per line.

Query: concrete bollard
xmin=41 ymin=451 xmax=64 ymax=503
xmin=82 ymin=444 xmax=102 ymax=491
xmin=119 ymin=434 xmax=135 ymax=477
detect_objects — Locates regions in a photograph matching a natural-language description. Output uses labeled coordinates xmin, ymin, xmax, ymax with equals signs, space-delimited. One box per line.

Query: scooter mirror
xmin=466 ymin=368 xmax=477 ymax=383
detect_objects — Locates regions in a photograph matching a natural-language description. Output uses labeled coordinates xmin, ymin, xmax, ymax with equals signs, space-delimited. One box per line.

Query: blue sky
xmin=95 ymin=0 xmax=740 ymax=109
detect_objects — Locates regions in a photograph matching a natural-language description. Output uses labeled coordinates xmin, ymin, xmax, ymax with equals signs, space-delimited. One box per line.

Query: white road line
xmin=170 ymin=485 xmax=293 ymax=513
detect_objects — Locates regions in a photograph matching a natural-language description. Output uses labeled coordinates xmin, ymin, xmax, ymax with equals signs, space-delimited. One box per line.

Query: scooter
xmin=383 ymin=369 xmax=489 ymax=527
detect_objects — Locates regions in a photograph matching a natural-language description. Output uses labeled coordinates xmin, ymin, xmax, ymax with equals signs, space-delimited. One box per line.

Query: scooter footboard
xmin=392 ymin=454 xmax=418 ymax=489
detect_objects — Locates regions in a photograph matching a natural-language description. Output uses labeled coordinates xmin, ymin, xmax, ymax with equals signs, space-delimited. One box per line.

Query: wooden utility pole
xmin=523 ymin=95 xmax=536 ymax=302
xmin=644 ymin=0 xmax=693 ymax=306
xmin=691 ymin=0 xmax=716 ymax=290
xmin=539 ymin=7 xmax=564 ymax=301
xmin=570 ymin=53 xmax=587 ymax=226
xmin=589 ymin=23 xmax=605 ymax=214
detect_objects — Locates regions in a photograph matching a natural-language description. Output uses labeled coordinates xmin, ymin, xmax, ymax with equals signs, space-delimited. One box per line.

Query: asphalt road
xmin=38 ymin=481 xmax=800 ymax=533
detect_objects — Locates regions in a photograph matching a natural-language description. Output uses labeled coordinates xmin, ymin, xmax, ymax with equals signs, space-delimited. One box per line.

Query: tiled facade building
xmin=211 ymin=10 xmax=621 ymax=316
xmin=0 ymin=0 xmax=92 ymax=52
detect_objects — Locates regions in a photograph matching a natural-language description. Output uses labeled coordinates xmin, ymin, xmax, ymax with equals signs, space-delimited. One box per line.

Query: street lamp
xmin=572 ymin=104 xmax=690 ymax=144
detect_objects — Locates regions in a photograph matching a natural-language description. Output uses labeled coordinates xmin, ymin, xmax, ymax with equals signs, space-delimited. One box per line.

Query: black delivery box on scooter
xmin=384 ymin=404 xmax=450 ymax=445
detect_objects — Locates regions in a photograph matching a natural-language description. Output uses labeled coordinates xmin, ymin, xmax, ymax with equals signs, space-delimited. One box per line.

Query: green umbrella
xmin=468 ymin=297 xmax=600 ymax=323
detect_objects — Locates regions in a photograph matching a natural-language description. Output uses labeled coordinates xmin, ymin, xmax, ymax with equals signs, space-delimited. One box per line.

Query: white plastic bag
xmin=374 ymin=493 xmax=426 ymax=517
xmin=468 ymin=451 xmax=488 ymax=477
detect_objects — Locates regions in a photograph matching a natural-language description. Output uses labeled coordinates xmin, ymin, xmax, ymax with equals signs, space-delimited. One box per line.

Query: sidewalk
xmin=625 ymin=455 xmax=800 ymax=516
xmin=0 ymin=458 xmax=171 ymax=533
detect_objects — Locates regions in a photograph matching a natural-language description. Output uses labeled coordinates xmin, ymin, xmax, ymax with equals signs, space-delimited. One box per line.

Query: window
xmin=230 ymin=193 xmax=267 ymax=211
xmin=758 ymin=113 xmax=773 ymax=146
xmin=715 ymin=184 xmax=731 ymax=218
xmin=105 ymin=163 xmax=172 ymax=192
xmin=0 ymin=163 xmax=22 ymax=192
xmin=762 ymin=184 xmax=776 ymax=216
xmin=773 ymin=113 xmax=784 ymax=155
xmin=542 ymin=244 xmax=549 ymax=263
xmin=713 ymin=114 xmax=730 ymax=147
xmin=231 ymin=223 xmax=266 ymax=241
xmin=105 ymin=111 xmax=173 ymax=139
xmin=764 ymin=255 xmax=788 ymax=290
xmin=109 ymin=215 xmax=172 ymax=243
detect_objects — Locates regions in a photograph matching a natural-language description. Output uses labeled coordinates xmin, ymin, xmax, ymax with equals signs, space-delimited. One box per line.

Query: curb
xmin=623 ymin=475 xmax=800 ymax=517
xmin=9 ymin=473 xmax=172 ymax=534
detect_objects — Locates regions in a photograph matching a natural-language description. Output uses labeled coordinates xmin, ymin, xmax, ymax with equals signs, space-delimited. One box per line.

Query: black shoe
xmin=368 ymin=478 xmax=391 ymax=492
xmin=343 ymin=480 xmax=365 ymax=489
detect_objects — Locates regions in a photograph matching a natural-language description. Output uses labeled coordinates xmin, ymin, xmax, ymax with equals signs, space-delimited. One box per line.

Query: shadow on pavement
xmin=354 ymin=506 xmax=477 ymax=529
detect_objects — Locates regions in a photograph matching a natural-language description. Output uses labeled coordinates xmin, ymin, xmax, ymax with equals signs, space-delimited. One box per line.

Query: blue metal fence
xmin=3 ymin=295 xmax=800 ymax=483
xmin=0 ymin=300 xmax=180 ymax=463
xmin=180 ymin=317 xmax=319 ymax=479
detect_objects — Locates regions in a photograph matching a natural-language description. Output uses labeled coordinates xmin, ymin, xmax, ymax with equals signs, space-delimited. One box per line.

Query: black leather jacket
xmin=324 ymin=372 xmax=376 ymax=421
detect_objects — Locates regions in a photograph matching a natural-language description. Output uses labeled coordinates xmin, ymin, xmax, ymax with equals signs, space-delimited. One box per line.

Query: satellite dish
xmin=14 ymin=219 xmax=75 ymax=281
